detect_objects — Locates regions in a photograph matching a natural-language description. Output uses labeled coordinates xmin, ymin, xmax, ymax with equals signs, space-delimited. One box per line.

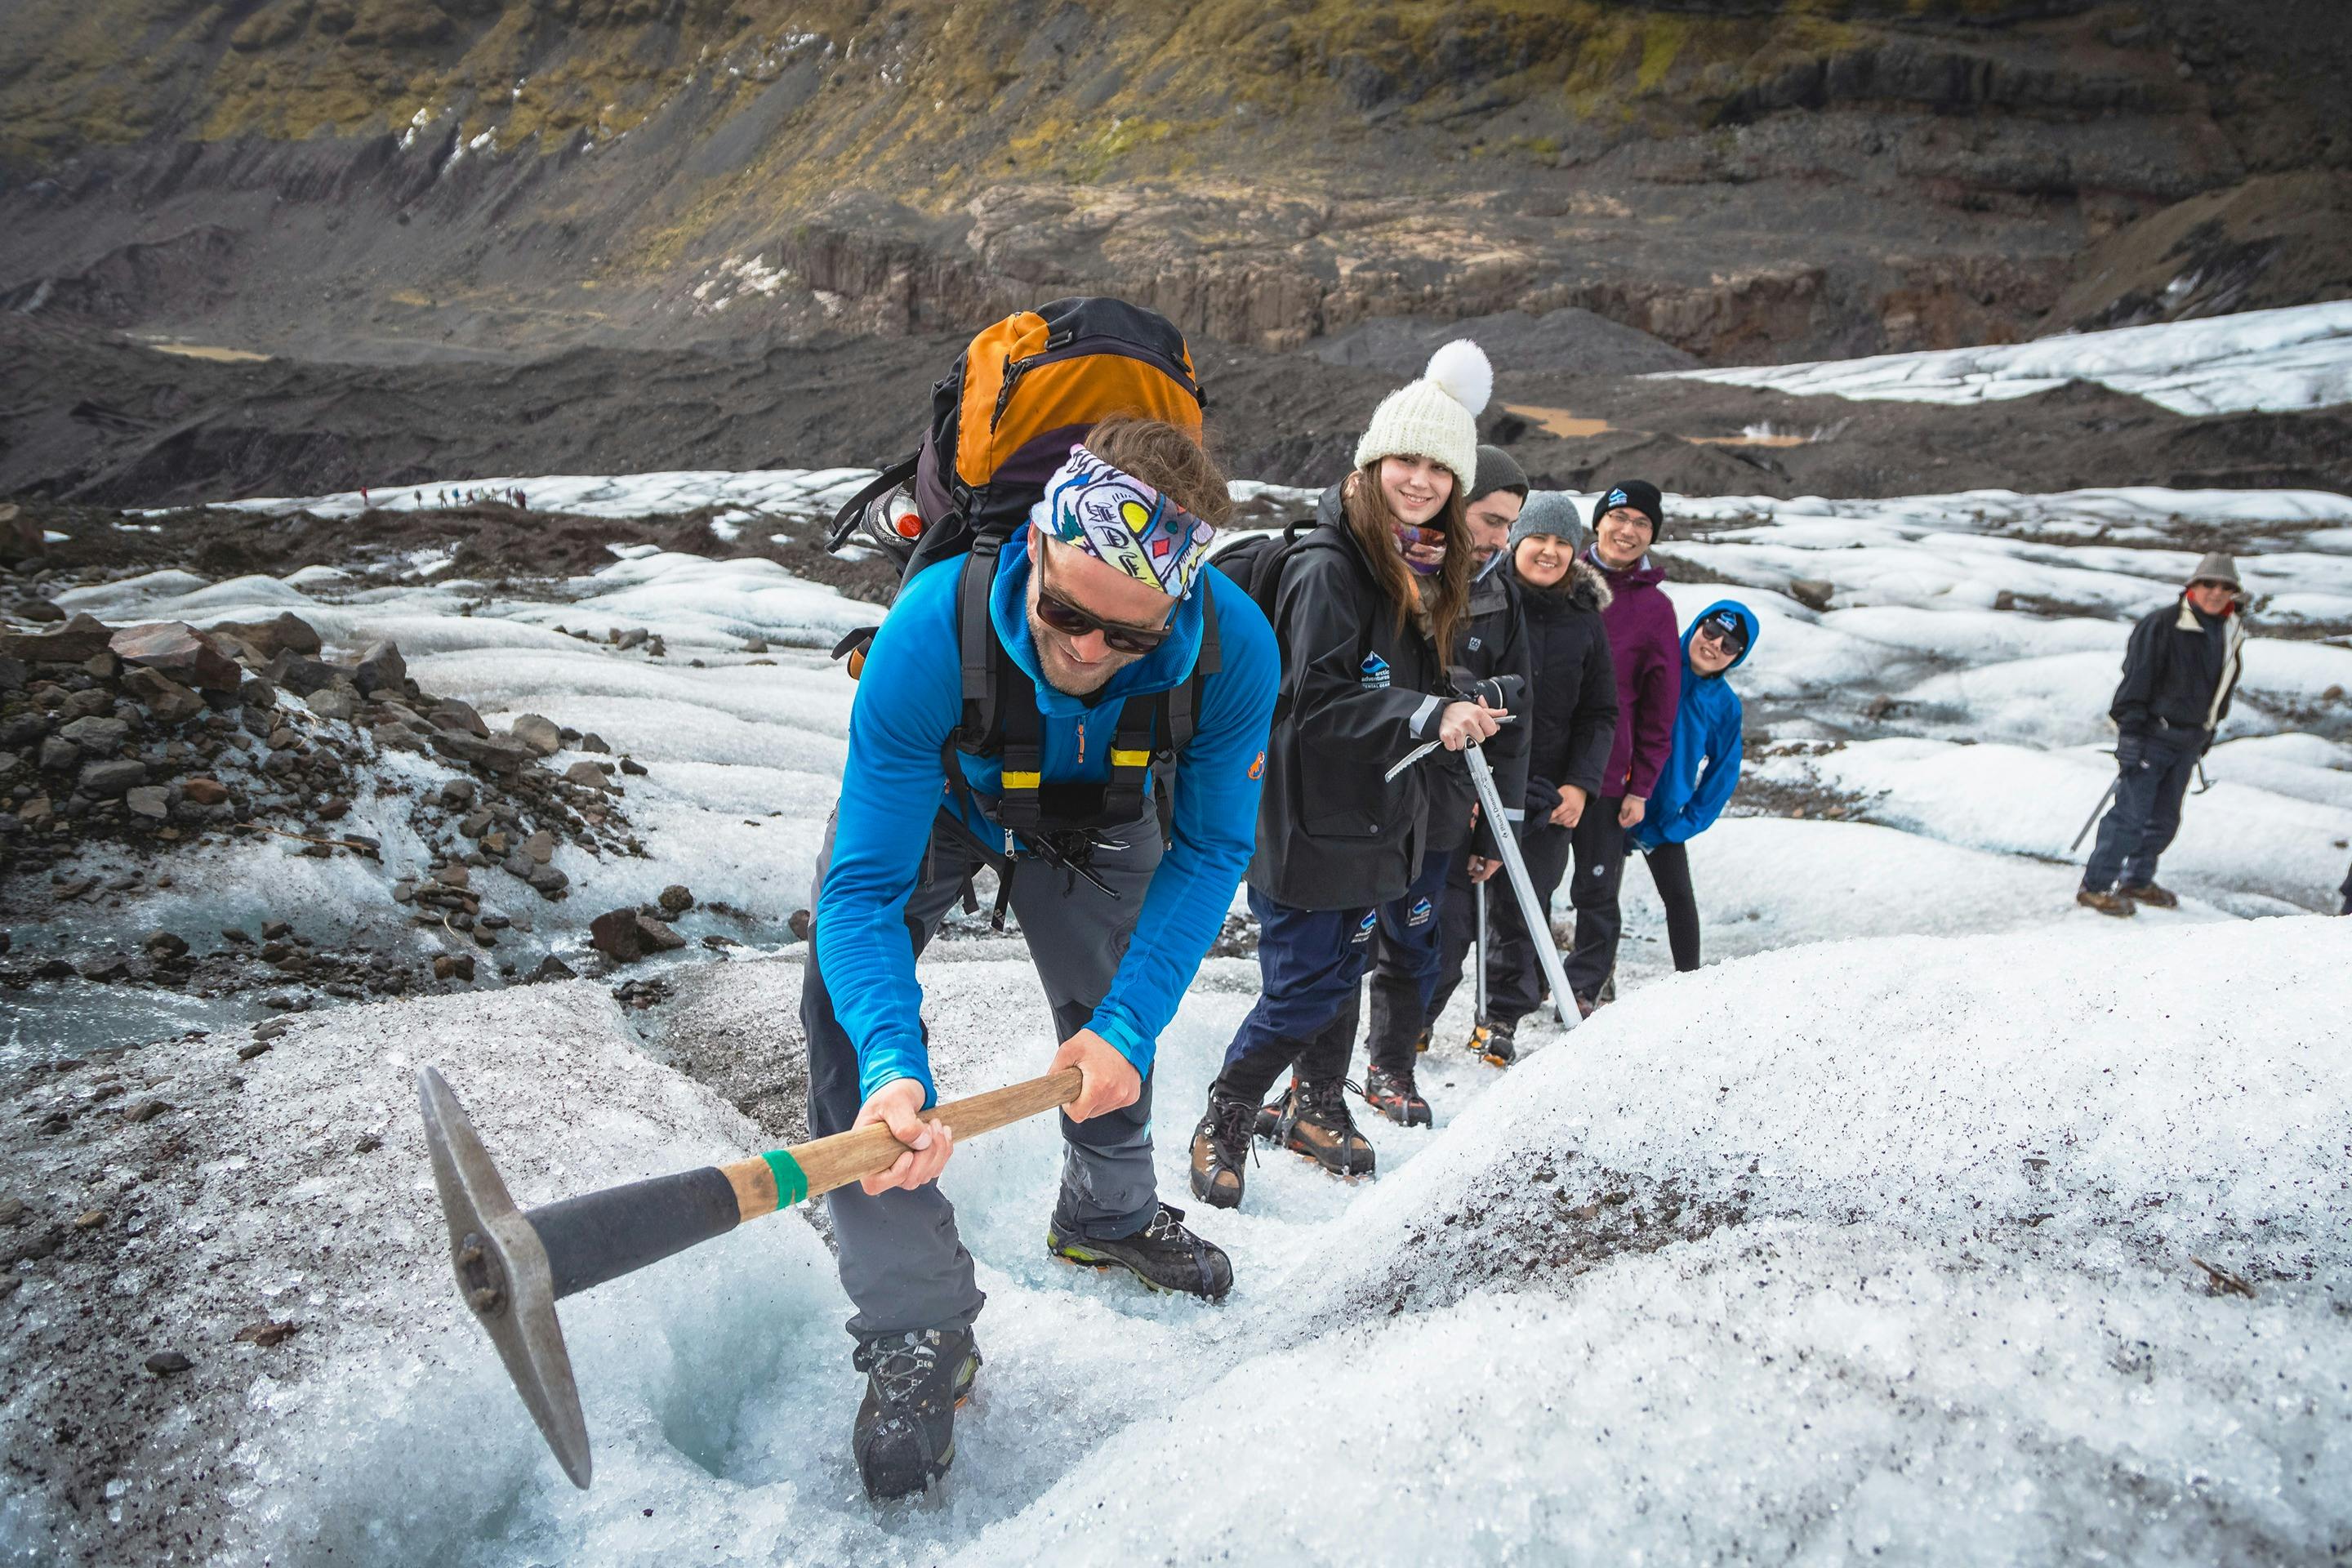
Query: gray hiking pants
xmin=800 ymin=808 xmax=1163 ymax=1340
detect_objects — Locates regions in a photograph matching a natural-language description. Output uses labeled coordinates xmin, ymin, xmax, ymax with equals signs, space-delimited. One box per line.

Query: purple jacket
xmin=1586 ymin=548 xmax=1682 ymax=800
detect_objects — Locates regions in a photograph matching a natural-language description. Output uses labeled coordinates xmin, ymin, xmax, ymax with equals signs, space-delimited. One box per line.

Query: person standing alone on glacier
xmin=800 ymin=415 xmax=1279 ymax=1499
xmin=2077 ymin=553 xmax=2247 ymax=916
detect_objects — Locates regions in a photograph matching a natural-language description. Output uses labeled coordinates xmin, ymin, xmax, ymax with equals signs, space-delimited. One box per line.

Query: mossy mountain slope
xmin=0 ymin=0 xmax=2345 ymax=361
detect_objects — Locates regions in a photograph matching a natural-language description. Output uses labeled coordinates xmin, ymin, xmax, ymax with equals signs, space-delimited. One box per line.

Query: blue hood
xmin=1631 ymin=598 xmax=1754 ymax=851
xmin=1681 ymin=598 xmax=1759 ymax=679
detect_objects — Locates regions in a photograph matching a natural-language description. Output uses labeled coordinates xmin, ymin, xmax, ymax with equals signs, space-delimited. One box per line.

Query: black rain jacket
xmin=2110 ymin=596 xmax=2246 ymax=746
xmin=1507 ymin=552 xmax=1620 ymax=817
xmin=1248 ymin=510 xmax=1459 ymax=911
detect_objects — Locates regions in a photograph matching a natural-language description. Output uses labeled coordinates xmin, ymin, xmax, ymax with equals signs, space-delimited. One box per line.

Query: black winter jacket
xmin=1507 ymin=554 xmax=1620 ymax=817
xmin=2110 ymin=596 xmax=2246 ymax=745
xmin=1424 ymin=557 xmax=1535 ymax=855
xmin=1248 ymin=515 xmax=1457 ymax=911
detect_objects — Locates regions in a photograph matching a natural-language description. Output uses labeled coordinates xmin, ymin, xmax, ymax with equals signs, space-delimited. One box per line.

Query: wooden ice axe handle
xmin=517 ymin=1067 xmax=1085 ymax=1298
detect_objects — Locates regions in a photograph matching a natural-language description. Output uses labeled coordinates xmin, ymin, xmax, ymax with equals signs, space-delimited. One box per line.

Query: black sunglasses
xmin=1035 ymin=586 xmax=1173 ymax=654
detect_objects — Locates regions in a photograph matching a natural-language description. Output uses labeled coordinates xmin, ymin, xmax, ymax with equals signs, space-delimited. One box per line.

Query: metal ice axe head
xmin=417 ymin=1067 xmax=592 ymax=1487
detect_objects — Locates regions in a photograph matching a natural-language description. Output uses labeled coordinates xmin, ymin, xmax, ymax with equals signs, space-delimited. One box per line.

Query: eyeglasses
xmin=1034 ymin=586 xmax=1173 ymax=654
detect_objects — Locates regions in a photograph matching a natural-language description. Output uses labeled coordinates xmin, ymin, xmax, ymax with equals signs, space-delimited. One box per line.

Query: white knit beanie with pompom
xmin=1352 ymin=339 xmax=1492 ymax=492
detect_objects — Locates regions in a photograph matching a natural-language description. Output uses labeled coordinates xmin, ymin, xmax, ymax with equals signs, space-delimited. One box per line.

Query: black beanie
xmin=1469 ymin=444 xmax=1529 ymax=505
xmin=1590 ymin=479 xmax=1664 ymax=541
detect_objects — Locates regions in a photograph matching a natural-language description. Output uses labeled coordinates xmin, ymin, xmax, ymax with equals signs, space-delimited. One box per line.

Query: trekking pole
xmin=1472 ymin=875 xmax=1488 ymax=1027
xmin=416 ymin=1062 xmax=1081 ymax=1490
xmin=2068 ymin=776 xmax=2121 ymax=853
xmin=2194 ymin=760 xmax=2215 ymax=794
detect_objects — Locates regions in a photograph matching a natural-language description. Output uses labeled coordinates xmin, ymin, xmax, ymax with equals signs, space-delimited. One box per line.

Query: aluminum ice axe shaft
xmin=1461 ymin=742 xmax=1579 ymax=1028
xmin=2069 ymin=775 xmax=2121 ymax=853
xmin=417 ymin=1062 xmax=1081 ymax=1490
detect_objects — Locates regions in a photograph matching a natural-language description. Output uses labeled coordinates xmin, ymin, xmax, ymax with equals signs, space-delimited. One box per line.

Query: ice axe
xmin=1386 ymin=677 xmax=1579 ymax=1029
xmin=2069 ymin=775 xmax=2120 ymax=854
xmin=416 ymin=1062 xmax=1081 ymax=1489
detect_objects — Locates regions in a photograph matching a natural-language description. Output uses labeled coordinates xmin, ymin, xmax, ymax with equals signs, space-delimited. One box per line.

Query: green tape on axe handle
xmin=761 ymin=1149 xmax=810 ymax=1212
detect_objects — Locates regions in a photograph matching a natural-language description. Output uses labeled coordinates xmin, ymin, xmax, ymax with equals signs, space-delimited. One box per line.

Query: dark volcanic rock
xmin=78 ymin=758 xmax=145 ymax=796
xmin=277 ymin=658 xmax=347 ymax=698
xmin=109 ymin=622 xmax=242 ymax=692
xmin=123 ymin=666 xmax=204 ymax=721
xmin=430 ymin=730 xmax=534 ymax=773
xmin=352 ymin=640 xmax=406 ymax=697
xmin=0 ymin=613 xmax=113 ymax=663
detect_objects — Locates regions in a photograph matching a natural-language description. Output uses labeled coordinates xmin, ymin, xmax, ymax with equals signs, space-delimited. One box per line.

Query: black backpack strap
xmin=994 ymin=657 xmax=1045 ymax=837
xmin=955 ymin=544 xmax=1002 ymax=755
xmin=1164 ymin=590 xmax=1219 ymax=760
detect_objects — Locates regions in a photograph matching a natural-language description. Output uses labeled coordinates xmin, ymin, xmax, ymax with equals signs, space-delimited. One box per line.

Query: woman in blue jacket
xmin=1628 ymin=599 xmax=1758 ymax=971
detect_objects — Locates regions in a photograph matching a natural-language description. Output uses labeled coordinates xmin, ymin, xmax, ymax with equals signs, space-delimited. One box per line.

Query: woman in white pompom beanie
xmin=1191 ymin=339 xmax=1509 ymax=1204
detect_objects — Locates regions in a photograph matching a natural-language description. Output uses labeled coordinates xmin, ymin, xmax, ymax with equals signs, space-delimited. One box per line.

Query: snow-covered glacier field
xmin=10 ymin=301 xmax=2352 ymax=1566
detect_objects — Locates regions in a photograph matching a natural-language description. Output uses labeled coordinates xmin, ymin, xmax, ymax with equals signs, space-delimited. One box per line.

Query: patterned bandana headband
xmin=1031 ymin=443 xmax=1219 ymax=599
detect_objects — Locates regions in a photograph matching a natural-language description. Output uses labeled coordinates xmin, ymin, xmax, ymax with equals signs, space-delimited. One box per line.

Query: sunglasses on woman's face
xmin=1035 ymin=586 xmax=1173 ymax=654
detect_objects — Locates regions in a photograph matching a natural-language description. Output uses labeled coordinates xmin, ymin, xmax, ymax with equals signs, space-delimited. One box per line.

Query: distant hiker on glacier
xmin=1355 ymin=443 xmax=1534 ymax=1124
xmin=2077 ymin=552 xmax=2247 ymax=917
xmin=804 ymin=299 xmax=1280 ymax=1503
xmin=1562 ymin=479 xmax=1680 ymax=1014
xmin=1190 ymin=341 xmax=1505 ymax=1203
xmin=1628 ymin=601 xmax=1758 ymax=973
xmin=1467 ymin=491 xmax=1618 ymax=1066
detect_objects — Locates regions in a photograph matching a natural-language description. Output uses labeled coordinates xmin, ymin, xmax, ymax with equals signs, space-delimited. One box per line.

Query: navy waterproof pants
xmin=2083 ymin=731 xmax=2199 ymax=893
xmin=1215 ymin=890 xmax=1378 ymax=1104
xmin=1357 ymin=847 xmax=1459 ymax=1075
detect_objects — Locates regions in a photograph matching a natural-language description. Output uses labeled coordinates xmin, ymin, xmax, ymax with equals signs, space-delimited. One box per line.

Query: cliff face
xmin=0 ymin=0 xmax=2346 ymax=363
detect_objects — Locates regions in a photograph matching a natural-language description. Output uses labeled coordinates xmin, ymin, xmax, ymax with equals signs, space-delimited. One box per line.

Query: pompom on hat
xmin=1353 ymin=339 xmax=1492 ymax=492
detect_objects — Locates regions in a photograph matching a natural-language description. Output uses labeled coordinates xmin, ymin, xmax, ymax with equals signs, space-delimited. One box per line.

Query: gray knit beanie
xmin=1508 ymin=490 xmax=1586 ymax=555
xmin=1469 ymin=444 xmax=1528 ymax=505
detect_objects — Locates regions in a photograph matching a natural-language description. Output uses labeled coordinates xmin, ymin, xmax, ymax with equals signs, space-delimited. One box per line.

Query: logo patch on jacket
xmin=1248 ymin=751 xmax=1265 ymax=781
xmin=1407 ymin=897 xmax=1433 ymax=927
xmin=1352 ymin=912 xmax=1378 ymax=943
xmin=1466 ymin=635 xmax=1482 ymax=652
xmin=1359 ymin=653 xmax=1391 ymax=690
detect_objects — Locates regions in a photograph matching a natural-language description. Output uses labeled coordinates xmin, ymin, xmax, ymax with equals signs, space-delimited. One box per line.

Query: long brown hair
xmin=1340 ymin=461 xmax=1472 ymax=661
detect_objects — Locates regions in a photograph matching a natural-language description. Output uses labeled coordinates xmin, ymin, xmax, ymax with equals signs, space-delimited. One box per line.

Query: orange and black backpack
xmin=826 ymin=297 xmax=1224 ymax=844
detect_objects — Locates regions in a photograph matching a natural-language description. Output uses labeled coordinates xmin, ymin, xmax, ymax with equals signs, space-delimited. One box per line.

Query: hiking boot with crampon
xmin=1361 ymin=1065 xmax=1432 ymax=1127
xmin=1259 ymin=1078 xmax=1376 ymax=1178
xmin=2076 ymin=886 xmax=2137 ymax=918
xmin=851 ymin=1328 xmax=980 ymax=1500
xmin=1049 ymin=1203 xmax=1232 ymax=1298
xmin=2119 ymin=881 xmax=2179 ymax=909
xmin=1188 ymin=1089 xmax=1256 ymax=1210
xmin=1477 ymin=1018 xmax=1518 ymax=1066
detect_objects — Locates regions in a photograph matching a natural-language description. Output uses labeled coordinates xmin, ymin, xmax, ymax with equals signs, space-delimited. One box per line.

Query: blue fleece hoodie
xmin=1630 ymin=598 xmax=1757 ymax=852
xmin=813 ymin=524 xmax=1280 ymax=1107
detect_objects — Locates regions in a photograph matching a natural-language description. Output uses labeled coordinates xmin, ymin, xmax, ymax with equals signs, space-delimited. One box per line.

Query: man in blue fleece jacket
xmin=800 ymin=417 xmax=1277 ymax=1499
xmin=1628 ymin=599 xmax=1757 ymax=972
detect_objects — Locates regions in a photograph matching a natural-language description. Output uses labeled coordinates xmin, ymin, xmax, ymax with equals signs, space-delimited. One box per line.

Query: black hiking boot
xmin=1258 ymin=1078 xmax=1376 ymax=1178
xmin=1048 ymin=1203 xmax=1233 ymax=1298
xmin=1189 ymin=1089 xmax=1256 ymax=1210
xmin=2119 ymin=881 xmax=2179 ymax=909
xmin=1361 ymin=1065 xmax=1432 ymax=1127
xmin=1479 ymin=1018 xmax=1518 ymax=1066
xmin=851 ymin=1327 xmax=980 ymax=1500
